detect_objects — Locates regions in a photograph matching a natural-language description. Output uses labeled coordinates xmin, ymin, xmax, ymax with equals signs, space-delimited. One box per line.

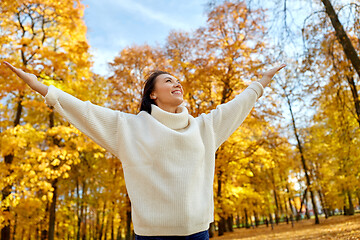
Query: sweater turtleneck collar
xmin=150 ymin=104 xmax=189 ymax=130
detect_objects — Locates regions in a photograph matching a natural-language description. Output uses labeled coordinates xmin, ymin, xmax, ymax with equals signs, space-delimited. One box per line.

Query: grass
xmin=212 ymin=214 xmax=360 ymax=239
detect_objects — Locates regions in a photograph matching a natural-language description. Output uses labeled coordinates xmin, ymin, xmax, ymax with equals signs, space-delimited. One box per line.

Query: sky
xmin=82 ymin=0 xmax=209 ymax=76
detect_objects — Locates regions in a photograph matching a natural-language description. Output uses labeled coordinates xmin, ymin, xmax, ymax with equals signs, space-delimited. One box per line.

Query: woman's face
xmin=151 ymin=74 xmax=184 ymax=113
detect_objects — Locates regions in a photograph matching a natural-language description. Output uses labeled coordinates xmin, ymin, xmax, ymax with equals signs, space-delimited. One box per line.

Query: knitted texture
xmin=44 ymin=81 xmax=263 ymax=236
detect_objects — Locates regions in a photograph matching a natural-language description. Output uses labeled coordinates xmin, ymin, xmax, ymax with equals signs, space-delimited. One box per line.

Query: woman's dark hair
xmin=140 ymin=70 xmax=170 ymax=114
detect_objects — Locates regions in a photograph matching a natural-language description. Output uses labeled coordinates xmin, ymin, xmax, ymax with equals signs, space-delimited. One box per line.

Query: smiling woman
xmin=3 ymin=61 xmax=285 ymax=240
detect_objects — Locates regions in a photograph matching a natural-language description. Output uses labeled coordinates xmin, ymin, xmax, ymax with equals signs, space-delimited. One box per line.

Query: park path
xmin=212 ymin=214 xmax=360 ymax=239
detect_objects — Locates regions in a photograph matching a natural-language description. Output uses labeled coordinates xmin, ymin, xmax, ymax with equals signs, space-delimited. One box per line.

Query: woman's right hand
xmin=3 ymin=61 xmax=38 ymax=83
xmin=3 ymin=61 xmax=48 ymax=96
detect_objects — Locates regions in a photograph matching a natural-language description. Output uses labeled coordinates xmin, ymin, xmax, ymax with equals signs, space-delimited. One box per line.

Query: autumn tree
xmin=301 ymin=0 xmax=359 ymax=216
xmin=302 ymin=1 xmax=360 ymax=127
xmin=197 ymin=1 xmax=270 ymax=235
xmin=0 ymin=0 xmax=91 ymax=239
xmin=3 ymin=0 xmax=359 ymax=238
xmin=320 ymin=0 xmax=360 ymax=80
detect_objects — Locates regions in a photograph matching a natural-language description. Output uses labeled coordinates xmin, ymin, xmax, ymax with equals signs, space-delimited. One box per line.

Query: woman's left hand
xmin=263 ymin=64 xmax=286 ymax=79
xmin=258 ymin=64 xmax=286 ymax=88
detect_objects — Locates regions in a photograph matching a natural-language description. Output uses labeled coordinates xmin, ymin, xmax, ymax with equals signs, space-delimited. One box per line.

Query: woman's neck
xmin=150 ymin=104 xmax=189 ymax=130
xmin=156 ymin=104 xmax=180 ymax=113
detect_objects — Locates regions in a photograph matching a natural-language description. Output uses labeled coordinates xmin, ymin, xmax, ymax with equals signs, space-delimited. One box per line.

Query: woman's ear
xmin=150 ymin=93 xmax=157 ymax=100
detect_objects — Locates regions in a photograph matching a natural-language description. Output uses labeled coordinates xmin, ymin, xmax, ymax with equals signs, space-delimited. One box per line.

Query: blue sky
xmin=82 ymin=0 xmax=208 ymax=76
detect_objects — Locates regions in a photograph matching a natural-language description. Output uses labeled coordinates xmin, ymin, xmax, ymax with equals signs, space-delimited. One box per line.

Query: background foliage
xmin=0 ymin=0 xmax=359 ymax=239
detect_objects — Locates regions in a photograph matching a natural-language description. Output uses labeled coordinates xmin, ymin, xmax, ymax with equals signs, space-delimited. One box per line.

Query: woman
xmin=3 ymin=61 xmax=285 ymax=240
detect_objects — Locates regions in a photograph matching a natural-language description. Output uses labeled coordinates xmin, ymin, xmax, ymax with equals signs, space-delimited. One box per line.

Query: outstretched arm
xmin=3 ymin=61 xmax=123 ymax=158
xmin=3 ymin=61 xmax=48 ymax=96
xmin=197 ymin=64 xmax=286 ymax=149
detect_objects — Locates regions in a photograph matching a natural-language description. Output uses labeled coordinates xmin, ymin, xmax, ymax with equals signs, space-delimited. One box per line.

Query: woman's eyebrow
xmin=165 ymin=77 xmax=180 ymax=83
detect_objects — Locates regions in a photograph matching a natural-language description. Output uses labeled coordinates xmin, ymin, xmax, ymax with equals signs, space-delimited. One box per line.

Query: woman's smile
xmin=171 ymin=89 xmax=183 ymax=95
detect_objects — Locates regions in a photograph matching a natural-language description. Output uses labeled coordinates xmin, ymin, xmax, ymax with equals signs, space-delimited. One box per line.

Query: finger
xmin=277 ymin=64 xmax=286 ymax=70
xmin=3 ymin=61 xmax=14 ymax=69
xmin=3 ymin=61 xmax=31 ymax=81
xmin=3 ymin=61 xmax=22 ymax=75
xmin=271 ymin=64 xmax=286 ymax=74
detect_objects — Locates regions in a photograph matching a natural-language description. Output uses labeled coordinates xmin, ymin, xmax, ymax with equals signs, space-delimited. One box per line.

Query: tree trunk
xmin=347 ymin=190 xmax=354 ymax=215
xmin=41 ymin=205 xmax=48 ymax=240
xmin=92 ymin=220 xmax=95 ymax=240
xmin=216 ymin=169 xmax=226 ymax=236
xmin=125 ymin=197 xmax=132 ymax=240
xmin=35 ymin=227 xmax=39 ymax=240
xmin=48 ymin=179 xmax=58 ymax=240
xmin=104 ymin=212 xmax=110 ymax=240
xmin=269 ymin=214 xmax=274 ymax=230
xmin=81 ymin=203 xmax=87 ymax=240
xmin=99 ymin=201 xmax=107 ymax=240
xmin=264 ymin=217 xmax=269 ymax=227
xmin=1 ymin=95 xmax=24 ymax=240
xmin=236 ymin=214 xmax=240 ymax=228
xmin=48 ymin=106 xmax=58 ymax=240
xmin=279 ymin=193 xmax=285 ymax=219
xmin=321 ymin=0 xmax=360 ymax=79
xmin=296 ymin=187 xmax=308 ymax=220
xmin=286 ymin=184 xmax=296 ymax=215
xmin=305 ymin=199 xmax=311 ymax=220
xmin=95 ymin=208 xmax=100 ymax=240
xmin=318 ymin=190 xmax=328 ymax=218
xmin=208 ymin=222 xmax=215 ymax=238
xmin=12 ymin=213 xmax=17 ymax=240
xmin=76 ymin=178 xmax=81 ymax=240
xmin=345 ymin=75 xmax=360 ymax=127
xmin=253 ymin=211 xmax=259 ymax=227
xmin=273 ymin=188 xmax=280 ymax=225
xmin=226 ymin=215 xmax=233 ymax=232
xmin=75 ymin=179 xmax=86 ymax=240
xmin=1 ymin=169 xmax=12 ymax=239
xmin=244 ymin=209 xmax=250 ymax=229
xmin=283 ymin=196 xmax=289 ymax=224
xmin=218 ymin=218 xmax=226 ymax=236
xmin=116 ymin=226 xmax=122 ymax=240
xmin=20 ymin=229 xmax=24 ymax=240
xmin=216 ymin=79 xmax=234 ymax=236
xmin=111 ymin=209 xmax=114 ymax=240
xmin=28 ymin=226 xmax=32 ymax=239
xmin=284 ymin=92 xmax=320 ymax=224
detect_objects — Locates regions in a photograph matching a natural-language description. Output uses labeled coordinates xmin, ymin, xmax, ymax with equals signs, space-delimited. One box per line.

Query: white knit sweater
xmin=44 ymin=81 xmax=264 ymax=236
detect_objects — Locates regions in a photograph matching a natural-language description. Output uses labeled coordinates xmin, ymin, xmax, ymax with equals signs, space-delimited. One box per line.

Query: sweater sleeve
xmin=44 ymin=85 xmax=122 ymax=157
xmin=197 ymin=81 xmax=264 ymax=149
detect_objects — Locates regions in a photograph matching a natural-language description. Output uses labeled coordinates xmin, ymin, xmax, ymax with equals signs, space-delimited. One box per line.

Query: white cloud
xmin=83 ymin=0 xmax=207 ymax=75
xmin=112 ymin=0 xmax=190 ymax=30
xmin=89 ymin=47 xmax=122 ymax=77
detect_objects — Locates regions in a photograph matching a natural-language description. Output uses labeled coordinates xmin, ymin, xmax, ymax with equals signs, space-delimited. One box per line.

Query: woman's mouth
xmin=172 ymin=90 xmax=182 ymax=95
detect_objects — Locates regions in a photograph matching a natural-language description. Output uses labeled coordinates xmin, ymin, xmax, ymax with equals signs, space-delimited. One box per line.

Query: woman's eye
xmin=166 ymin=79 xmax=171 ymax=82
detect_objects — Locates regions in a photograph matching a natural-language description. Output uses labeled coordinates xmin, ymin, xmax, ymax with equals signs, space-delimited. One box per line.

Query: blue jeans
xmin=135 ymin=230 xmax=209 ymax=240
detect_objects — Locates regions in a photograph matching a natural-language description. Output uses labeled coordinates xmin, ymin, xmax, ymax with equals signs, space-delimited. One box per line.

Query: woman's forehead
xmin=157 ymin=73 xmax=175 ymax=80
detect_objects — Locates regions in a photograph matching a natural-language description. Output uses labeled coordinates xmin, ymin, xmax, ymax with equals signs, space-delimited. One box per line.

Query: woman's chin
xmin=175 ymin=99 xmax=184 ymax=106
